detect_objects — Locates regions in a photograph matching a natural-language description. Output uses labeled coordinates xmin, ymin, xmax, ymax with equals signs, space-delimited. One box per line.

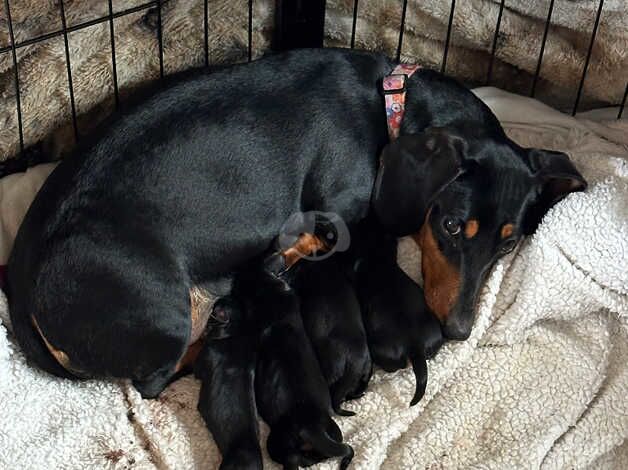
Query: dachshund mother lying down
xmin=7 ymin=48 xmax=586 ymax=463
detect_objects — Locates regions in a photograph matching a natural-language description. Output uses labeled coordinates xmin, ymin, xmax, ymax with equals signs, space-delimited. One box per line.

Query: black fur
xmin=8 ymin=49 xmax=392 ymax=384
xmin=366 ymin=125 xmax=585 ymax=339
xmin=194 ymin=298 xmax=262 ymax=470
xmin=293 ymin=256 xmax=372 ymax=416
xmin=354 ymin=218 xmax=444 ymax=406
xmin=8 ymin=48 xmax=586 ymax=381
xmin=231 ymin=254 xmax=354 ymax=470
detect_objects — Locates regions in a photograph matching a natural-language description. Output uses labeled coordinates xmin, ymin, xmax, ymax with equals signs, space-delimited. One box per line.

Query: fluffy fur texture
xmin=0 ymin=89 xmax=626 ymax=469
xmin=325 ymin=0 xmax=627 ymax=110
xmin=0 ymin=0 xmax=275 ymax=160
xmin=1 ymin=0 xmax=625 ymax=162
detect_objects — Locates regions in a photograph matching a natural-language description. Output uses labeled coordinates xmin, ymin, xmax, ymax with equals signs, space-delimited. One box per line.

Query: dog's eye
xmin=500 ymin=238 xmax=517 ymax=254
xmin=443 ymin=218 xmax=461 ymax=236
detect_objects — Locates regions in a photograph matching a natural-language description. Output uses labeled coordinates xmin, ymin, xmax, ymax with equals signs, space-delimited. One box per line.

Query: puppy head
xmin=373 ymin=127 xmax=586 ymax=340
xmin=206 ymin=296 xmax=245 ymax=339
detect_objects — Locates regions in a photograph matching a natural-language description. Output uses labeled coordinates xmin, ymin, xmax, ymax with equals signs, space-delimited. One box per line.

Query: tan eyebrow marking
xmin=464 ymin=219 xmax=479 ymax=239
xmin=501 ymin=224 xmax=515 ymax=239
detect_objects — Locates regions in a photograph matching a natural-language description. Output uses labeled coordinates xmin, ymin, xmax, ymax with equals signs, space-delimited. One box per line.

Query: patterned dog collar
xmin=382 ymin=64 xmax=421 ymax=140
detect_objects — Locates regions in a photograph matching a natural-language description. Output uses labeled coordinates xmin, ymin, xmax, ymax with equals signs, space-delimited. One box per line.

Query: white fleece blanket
xmin=0 ymin=89 xmax=627 ymax=469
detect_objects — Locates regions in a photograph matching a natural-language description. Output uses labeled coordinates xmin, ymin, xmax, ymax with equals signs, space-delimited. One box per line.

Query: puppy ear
xmin=523 ymin=149 xmax=587 ymax=235
xmin=372 ymin=127 xmax=465 ymax=236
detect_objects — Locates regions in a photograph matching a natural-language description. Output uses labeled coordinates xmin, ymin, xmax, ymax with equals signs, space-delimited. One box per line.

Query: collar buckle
xmin=382 ymin=74 xmax=407 ymax=95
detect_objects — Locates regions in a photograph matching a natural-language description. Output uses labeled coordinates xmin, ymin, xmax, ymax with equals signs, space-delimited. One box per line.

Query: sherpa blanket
xmin=2 ymin=0 xmax=626 ymax=161
xmin=0 ymin=89 xmax=627 ymax=469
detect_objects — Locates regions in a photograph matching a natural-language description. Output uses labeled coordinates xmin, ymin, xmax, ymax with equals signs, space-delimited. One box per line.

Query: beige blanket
xmin=0 ymin=89 xmax=626 ymax=469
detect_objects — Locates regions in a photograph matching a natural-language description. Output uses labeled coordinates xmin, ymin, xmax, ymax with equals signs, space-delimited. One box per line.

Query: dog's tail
xmin=332 ymin=404 xmax=355 ymax=417
xmin=409 ymin=348 xmax=428 ymax=407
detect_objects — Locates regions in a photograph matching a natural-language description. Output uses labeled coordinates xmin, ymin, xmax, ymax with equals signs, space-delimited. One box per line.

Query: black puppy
xmin=354 ymin=225 xmax=444 ymax=406
xmin=293 ymin=256 xmax=372 ymax=416
xmin=232 ymin=253 xmax=354 ymax=470
xmin=194 ymin=296 xmax=262 ymax=470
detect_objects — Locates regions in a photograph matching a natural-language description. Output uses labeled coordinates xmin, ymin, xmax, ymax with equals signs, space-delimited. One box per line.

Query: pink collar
xmin=382 ymin=64 xmax=421 ymax=140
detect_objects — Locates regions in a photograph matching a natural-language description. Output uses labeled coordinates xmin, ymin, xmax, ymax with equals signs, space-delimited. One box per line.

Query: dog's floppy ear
xmin=372 ymin=127 xmax=465 ymax=236
xmin=523 ymin=149 xmax=587 ymax=235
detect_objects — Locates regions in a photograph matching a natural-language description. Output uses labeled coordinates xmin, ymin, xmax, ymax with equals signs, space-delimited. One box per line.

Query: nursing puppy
xmin=233 ymin=253 xmax=354 ymax=470
xmin=194 ymin=296 xmax=262 ymax=470
xmin=355 ymin=228 xmax=444 ymax=406
xmin=293 ymin=256 xmax=372 ymax=416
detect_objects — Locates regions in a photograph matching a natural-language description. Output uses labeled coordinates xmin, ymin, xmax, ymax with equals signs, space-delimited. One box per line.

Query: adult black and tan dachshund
xmin=7 ymin=47 xmax=585 ymax=438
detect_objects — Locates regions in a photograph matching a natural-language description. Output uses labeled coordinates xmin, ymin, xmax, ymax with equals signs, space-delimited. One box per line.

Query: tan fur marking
xmin=174 ymin=286 xmax=217 ymax=372
xmin=31 ymin=315 xmax=75 ymax=372
xmin=189 ymin=286 xmax=213 ymax=345
xmin=171 ymin=287 xmax=215 ymax=372
xmin=464 ymin=219 xmax=479 ymax=239
xmin=175 ymin=339 xmax=205 ymax=373
xmin=501 ymin=223 xmax=514 ymax=239
xmin=413 ymin=212 xmax=461 ymax=322
xmin=281 ymin=233 xmax=327 ymax=267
